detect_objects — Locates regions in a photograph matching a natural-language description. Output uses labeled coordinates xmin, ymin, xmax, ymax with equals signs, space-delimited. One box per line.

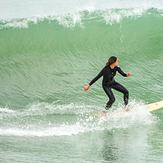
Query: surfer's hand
xmin=83 ymin=84 xmax=90 ymax=91
xmin=127 ymin=72 xmax=132 ymax=77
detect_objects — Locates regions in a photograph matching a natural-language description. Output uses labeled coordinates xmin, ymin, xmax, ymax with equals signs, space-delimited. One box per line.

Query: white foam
xmin=55 ymin=13 xmax=83 ymax=28
xmin=0 ymin=124 xmax=85 ymax=137
xmin=0 ymin=107 xmax=15 ymax=113
xmin=103 ymin=8 xmax=145 ymax=25
xmin=0 ymin=100 xmax=158 ymax=137
xmin=0 ymin=17 xmax=44 ymax=29
xmin=0 ymin=102 xmax=102 ymax=119
xmin=26 ymin=102 xmax=101 ymax=116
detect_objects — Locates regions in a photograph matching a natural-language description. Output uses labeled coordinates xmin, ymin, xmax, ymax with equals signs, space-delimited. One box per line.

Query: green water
xmin=0 ymin=8 xmax=163 ymax=162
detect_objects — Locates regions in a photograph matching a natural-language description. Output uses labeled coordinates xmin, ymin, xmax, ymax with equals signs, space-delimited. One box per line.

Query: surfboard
xmin=95 ymin=100 xmax=163 ymax=117
xmin=147 ymin=100 xmax=163 ymax=112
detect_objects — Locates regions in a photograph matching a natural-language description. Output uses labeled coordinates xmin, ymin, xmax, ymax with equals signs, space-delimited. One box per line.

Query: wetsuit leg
xmin=102 ymin=84 xmax=115 ymax=109
xmin=111 ymin=82 xmax=129 ymax=105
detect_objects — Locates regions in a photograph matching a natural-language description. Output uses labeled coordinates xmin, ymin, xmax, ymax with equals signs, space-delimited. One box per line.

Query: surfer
xmin=83 ymin=56 xmax=132 ymax=110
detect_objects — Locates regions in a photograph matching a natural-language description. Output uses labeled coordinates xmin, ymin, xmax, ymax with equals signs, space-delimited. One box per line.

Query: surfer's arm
xmin=117 ymin=66 xmax=128 ymax=77
xmin=89 ymin=68 xmax=103 ymax=86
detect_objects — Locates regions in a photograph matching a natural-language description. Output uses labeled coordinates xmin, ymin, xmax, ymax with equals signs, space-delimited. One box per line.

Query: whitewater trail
xmin=0 ymin=100 xmax=157 ymax=137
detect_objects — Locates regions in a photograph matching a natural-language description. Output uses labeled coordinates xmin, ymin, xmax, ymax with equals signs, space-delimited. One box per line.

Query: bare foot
xmin=124 ymin=107 xmax=130 ymax=112
xmin=101 ymin=111 xmax=108 ymax=117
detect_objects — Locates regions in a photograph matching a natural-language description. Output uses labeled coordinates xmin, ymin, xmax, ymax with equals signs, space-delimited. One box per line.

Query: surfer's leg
xmin=102 ymin=85 xmax=115 ymax=110
xmin=112 ymin=82 xmax=129 ymax=106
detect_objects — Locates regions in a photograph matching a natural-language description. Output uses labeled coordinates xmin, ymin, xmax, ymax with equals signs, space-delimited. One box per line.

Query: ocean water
xmin=0 ymin=0 xmax=163 ymax=162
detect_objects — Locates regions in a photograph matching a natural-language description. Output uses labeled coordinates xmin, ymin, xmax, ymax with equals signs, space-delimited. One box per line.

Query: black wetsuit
xmin=89 ymin=66 xmax=129 ymax=109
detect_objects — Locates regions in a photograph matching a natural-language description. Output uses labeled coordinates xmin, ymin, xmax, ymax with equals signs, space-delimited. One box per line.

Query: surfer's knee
xmin=105 ymin=97 xmax=115 ymax=110
xmin=106 ymin=98 xmax=115 ymax=109
xmin=109 ymin=97 xmax=115 ymax=104
xmin=124 ymin=89 xmax=129 ymax=96
xmin=112 ymin=97 xmax=115 ymax=103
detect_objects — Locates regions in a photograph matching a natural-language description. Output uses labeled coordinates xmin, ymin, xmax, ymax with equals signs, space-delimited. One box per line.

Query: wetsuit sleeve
xmin=117 ymin=66 xmax=128 ymax=77
xmin=89 ymin=68 xmax=104 ymax=86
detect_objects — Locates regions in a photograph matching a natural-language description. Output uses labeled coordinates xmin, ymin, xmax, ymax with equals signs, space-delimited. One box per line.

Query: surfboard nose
xmin=147 ymin=100 xmax=163 ymax=112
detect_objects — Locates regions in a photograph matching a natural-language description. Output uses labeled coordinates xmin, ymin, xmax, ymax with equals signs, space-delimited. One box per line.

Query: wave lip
xmin=0 ymin=8 xmax=162 ymax=29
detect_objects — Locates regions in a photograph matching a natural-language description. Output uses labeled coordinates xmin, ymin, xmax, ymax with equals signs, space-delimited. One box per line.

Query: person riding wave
xmin=83 ymin=56 xmax=132 ymax=110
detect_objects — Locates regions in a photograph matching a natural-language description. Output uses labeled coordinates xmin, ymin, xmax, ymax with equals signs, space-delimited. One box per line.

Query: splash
xmin=0 ymin=100 xmax=158 ymax=137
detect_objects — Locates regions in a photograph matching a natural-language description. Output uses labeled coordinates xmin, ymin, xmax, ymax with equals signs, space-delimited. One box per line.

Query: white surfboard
xmin=147 ymin=100 xmax=163 ymax=112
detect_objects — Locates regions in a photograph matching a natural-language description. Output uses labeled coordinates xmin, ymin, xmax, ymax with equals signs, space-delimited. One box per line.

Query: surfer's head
xmin=106 ymin=56 xmax=118 ymax=67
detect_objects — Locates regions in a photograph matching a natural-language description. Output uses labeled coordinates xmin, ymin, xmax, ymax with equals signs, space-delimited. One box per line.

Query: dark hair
xmin=106 ymin=56 xmax=117 ymax=66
